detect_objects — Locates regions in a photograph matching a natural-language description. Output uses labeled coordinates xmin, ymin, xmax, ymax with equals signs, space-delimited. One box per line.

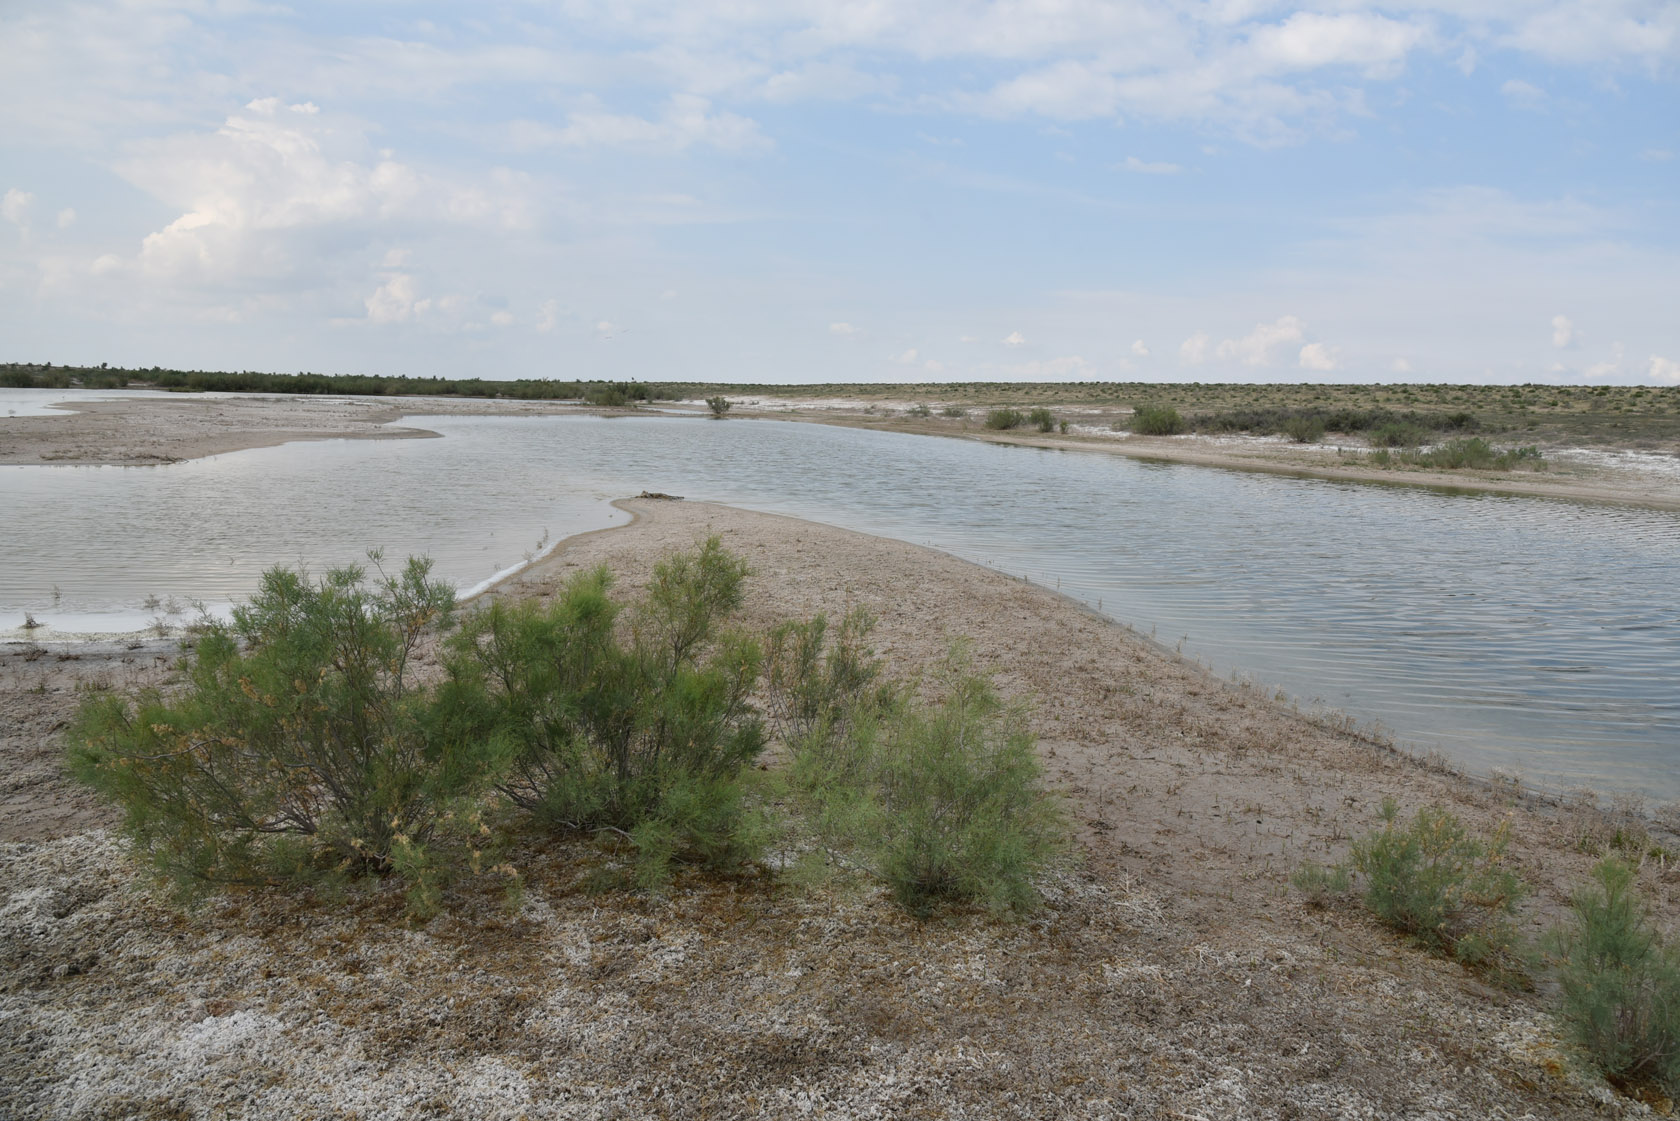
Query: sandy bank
xmin=5 ymin=496 xmax=1674 ymax=1118
xmin=0 ymin=393 xmax=631 ymax=467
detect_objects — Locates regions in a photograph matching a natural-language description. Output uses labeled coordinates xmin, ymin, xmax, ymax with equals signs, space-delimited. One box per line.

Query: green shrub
xmin=905 ymin=403 xmax=932 ymax=418
xmin=68 ymin=556 xmax=481 ymax=912
xmin=705 ymin=395 xmax=732 ymax=418
xmin=1349 ymin=799 xmax=1527 ymax=975
xmin=940 ymin=405 xmax=967 ymax=418
xmin=1129 ymin=404 xmax=1184 ymax=436
xmin=1549 ymin=859 xmax=1680 ymax=1095
xmin=984 ymin=407 xmax=1025 ymax=430
xmin=440 ymin=538 xmax=767 ymax=885
xmin=1283 ymin=415 xmax=1326 ymax=443
xmin=1368 ymin=421 xmax=1430 ymax=447
xmin=783 ymin=642 xmax=1068 ymax=918
xmin=1028 ymin=406 xmax=1055 ymax=433
xmin=1290 ymin=861 xmax=1350 ymax=906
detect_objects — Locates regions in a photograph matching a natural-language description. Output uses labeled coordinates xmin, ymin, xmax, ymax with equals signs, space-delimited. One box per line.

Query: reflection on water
xmin=3 ymin=411 xmax=1677 ymax=798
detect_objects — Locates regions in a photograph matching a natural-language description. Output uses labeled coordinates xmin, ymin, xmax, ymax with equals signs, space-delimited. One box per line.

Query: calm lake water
xmin=3 ymin=405 xmax=1677 ymax=799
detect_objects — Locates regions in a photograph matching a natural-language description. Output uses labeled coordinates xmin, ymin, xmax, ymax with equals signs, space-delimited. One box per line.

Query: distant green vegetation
xmin=984 ymin=407 xmax=1025 ymax=430
xmin=1127 ymin=404 xmax=1185 ymax=435
xmin=1 ymin=362 xmax=670 ymax=404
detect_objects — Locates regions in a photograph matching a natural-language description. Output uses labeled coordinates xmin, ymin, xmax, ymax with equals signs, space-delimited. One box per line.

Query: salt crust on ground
xmin=3 ymin=498 xmax=1674 ymax=1119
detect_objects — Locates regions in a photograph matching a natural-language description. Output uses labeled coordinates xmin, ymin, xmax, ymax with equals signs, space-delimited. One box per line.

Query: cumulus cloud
xmin=491 ymin=310 xmax=514 ymax=327
xmin=1391 ymin=357 xmax=1413 ymax=373
xmin=1002 ymin=330 xmax=1025 ymax=346
xmin=1131 ymin=339 xmax=1149 ymax=357
xmin=893 ymin=347 xmax=919 ymax=364
xmin=365 ymin=274 xmax=430 ymax=324
xmin=1551 ymin=314 xmax=1576 ymax=348
xmin=924 ymin=358 xmax=945 ymax=373
xmin=536 ymin=299 xmax=561 ymax=333
xmin=56 ymin=208 xmax=76 ymax=228
xmin=1180 ymin=332 xmax=1212 ymax=365
xmin=1123 ymin=156 xmax=1181 ymax=175
xmin=1298 ymin=342 xmax=1339 ymax=371
xmin=114 ymin=99 xmax=532 ymax=286
xmin=1217 ymin=316 xmax=1306 ymax=366
xmin=2 ymin=188 xmax=33 ymax=225
xmin=1651 ymin=356 xmax=1680 ymax=384
xmin=829 ymin=321 xmax=860 ymax=335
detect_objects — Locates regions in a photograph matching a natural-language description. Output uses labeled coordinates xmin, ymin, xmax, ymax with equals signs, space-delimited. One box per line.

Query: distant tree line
xmin=0 ymin=363 xmax=674 ymax=405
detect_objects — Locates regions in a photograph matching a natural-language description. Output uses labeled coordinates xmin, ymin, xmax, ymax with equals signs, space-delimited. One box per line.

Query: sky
xmin=1 ymin=2 xmax=1676 ymax=386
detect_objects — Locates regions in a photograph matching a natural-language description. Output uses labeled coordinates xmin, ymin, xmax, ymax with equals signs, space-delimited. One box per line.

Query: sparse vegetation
xmin=1028 ymin=406 xmax=1055 ymax=433
xmin=905 ymin=403 xmax=932 ymax=418
xmin=940 ymin=405 xmax=968 ymax=418
xmin=1549 ymin=858 xmax=1680 ymax=1097
xmin=1127 ymin=404 xmax=1185 ymax=436
xmin=705 ymin=395 xmax=732 ymax=418
xmin=1294 ymin=799 xmax=1528 ymax=981
xmin=985 ymin=407 xmax=1025 ymax=430
xmin=68 ymin=555 xmax=483 ymax=914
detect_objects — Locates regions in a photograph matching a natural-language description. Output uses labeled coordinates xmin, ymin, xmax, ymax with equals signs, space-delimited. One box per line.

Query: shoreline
xmin=4 ymin=495 xmax=1676 ymax=1117
xmin=5 ymin=388 xmax=1675 ymax=511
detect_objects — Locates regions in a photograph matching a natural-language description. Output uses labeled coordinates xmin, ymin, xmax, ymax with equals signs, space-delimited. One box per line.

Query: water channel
xmin=3 ymin=403 xmax=1676 ymax=799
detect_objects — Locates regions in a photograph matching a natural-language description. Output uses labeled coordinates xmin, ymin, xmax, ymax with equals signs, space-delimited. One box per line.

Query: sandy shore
xmin=4 ymin=495 xmax=1675 ymax=1118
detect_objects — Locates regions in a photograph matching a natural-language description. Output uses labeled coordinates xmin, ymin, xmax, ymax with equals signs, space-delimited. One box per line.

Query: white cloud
xmin=1391 ymin=357 xmax=1413 ymax=373
xmin=513 ymin=94 xmax=769 ymax=153
xmin=1651 ymin=356 xmax=1680 ymax=384
xmin=56 ymin=208 xmax=76 ymax=229
xmin=1131 ymin=339 xmax=1149 ymax=357
xmin=365 ymin=274 xmax=430 ymax=324
xmin=1298 ymin=342 xmax=1339 ymax=371
xmin=997 ymin=354 xmax=1093 ymax=379
xmin=491 ymin=310 xmax=514 ymax=327
xmin=893 ymin=347 xmax=919 ymax=363
xmin=1586 ymin=341 xmax=1626 ymax=380
xmin=829 ymin=321 xmax=860 ymax=335
xmin=1642 ymin=148 xmax=1676 ymax=162
xmin=1217 ymin=315 xmax=1306 ymax=366
xmin=1002 ymin=330 xmax=1026 ymax=346
xmin=1123 ymin=156 xmax=1181 ymax=175
xmin=1245 ymin=12 xmax=1430 ymax=78
xmin=1551 ymin=314 xmax=1576 ymax=348
xmin=114 ymin=101 xmax=534 ymax=286
xmin=1180 ymin=332 xmax=1212 ymax=365
xmin=595 ymin=320 xmax=617 ymax=335
xmin=2 ymin=188 xmax=33 ymax=224
xmin=924 ymin=358 xmax=945 ymax=373
xmin=536 ymin=299 xmax=561 ymax=333
xmin=1501 ymin=79 xmax=1547 ymax=110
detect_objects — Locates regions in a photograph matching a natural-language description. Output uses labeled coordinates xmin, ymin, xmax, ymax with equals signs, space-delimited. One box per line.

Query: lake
xmin=3 ymin=403 xmax=1676 ymax=799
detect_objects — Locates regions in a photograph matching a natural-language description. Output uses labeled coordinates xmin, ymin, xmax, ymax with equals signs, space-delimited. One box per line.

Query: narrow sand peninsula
xmin=4 ymin=496 xmax=1674 ymax=1119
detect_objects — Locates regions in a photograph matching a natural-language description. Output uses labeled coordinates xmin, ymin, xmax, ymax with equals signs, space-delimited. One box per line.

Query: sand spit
xmin=4 ymin=497 xmax=1675 ymax=1119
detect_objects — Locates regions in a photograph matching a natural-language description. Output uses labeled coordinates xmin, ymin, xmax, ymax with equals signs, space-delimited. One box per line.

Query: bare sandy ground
xmin=5 ymin=496 xmax=1677 ymax=1119
xmin=0 ymin=393 xmax=619 ymax=466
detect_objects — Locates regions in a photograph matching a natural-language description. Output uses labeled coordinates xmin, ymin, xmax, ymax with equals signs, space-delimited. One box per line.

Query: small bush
xmin=1028 ymin=406 xmax=1055 ymax=433
xmin=1129 ymin=405 xmax=1184 ymax=436
xmin=1349 ymin=799 xmax=1527 ymax=975
xmin=1283 ymin=415 xmax=1326 ymax=443
xmin=905 ymin=403 xmax=932 ymax=418
xmin=940 ymin=405 xmax=968 ymax=418
xmin=1549 ymin=859 xmax=1680 ymax=1096
xmin=69 ymin=556 xmax=481 ymax=912
xmin=440 ymin=538 xmax=767 ymax=885
xmin=1290 ymin=861 xmax=1350 ymax=907
xmin=1368 ymin=421 xmax=1430 ymax=447
xmin=984 ymin=408 xmax=1025 ymax=430
xmin=784 ymin=643 xmax=1068 ymax=918
xmin=705 ymin=395 xmax=732 ymax=418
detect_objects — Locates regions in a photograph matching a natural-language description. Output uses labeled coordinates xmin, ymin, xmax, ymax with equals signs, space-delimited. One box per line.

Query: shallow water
xmin=3 ymin=409 xmax=1677 ymax=798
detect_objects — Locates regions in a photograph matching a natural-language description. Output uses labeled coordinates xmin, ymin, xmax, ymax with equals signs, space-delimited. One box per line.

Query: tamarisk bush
xmin=439 ymin=537 xmax=767 ymax=885
xmin=69 ymin=556 xmax=488 ymax=912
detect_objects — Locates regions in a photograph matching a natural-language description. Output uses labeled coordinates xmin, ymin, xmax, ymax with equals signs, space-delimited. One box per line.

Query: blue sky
xmin=1 ymin=1 xmax=1676 ymax=385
